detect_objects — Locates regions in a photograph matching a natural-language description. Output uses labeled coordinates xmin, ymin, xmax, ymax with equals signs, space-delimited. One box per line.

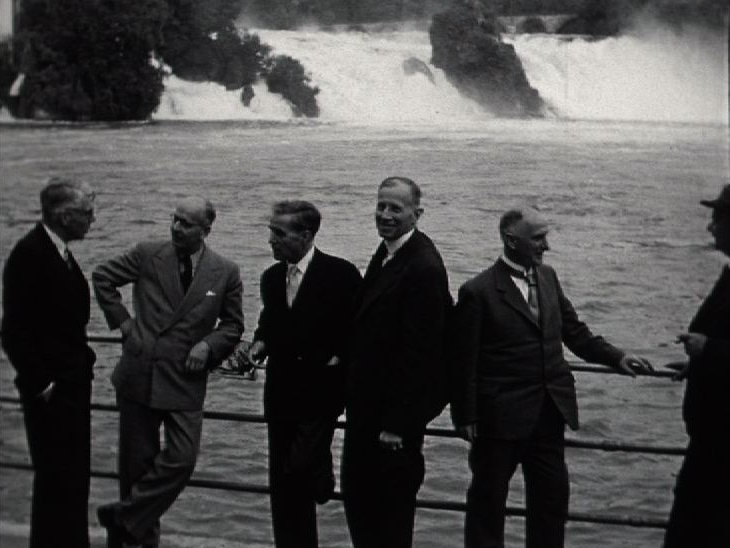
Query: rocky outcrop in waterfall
xmin=429 ymin=1 xmax=544 ymax=117
xmin=402 ymin=57 xmax=435 ymax=84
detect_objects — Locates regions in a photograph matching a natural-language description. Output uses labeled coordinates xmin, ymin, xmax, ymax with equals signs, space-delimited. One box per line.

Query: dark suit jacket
xmin=92 ymin=240 xmax=244 ymax=410
xmin=1 ymin=223 xmax=95 ymax=399
xmin=450 ymin=259 xmax=625 ymax=439
xmin=255 ymin=248 xmax=362 ymax=420
xmin=682 ymin=265 xmax=730 ymax=439
xmin=347 ymin=230 xmax=452 ymax=438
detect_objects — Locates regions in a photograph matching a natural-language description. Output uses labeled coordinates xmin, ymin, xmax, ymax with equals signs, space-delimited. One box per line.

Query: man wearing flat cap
xmin=664 ymin=185 xmax=730 ymax=548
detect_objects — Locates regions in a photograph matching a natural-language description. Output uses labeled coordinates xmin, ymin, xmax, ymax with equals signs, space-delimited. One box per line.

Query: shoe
xmin=97 ymin=503 xmax=137 ymax=548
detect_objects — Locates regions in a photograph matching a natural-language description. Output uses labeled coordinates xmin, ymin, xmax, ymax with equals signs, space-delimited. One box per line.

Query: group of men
xmin=1 ymin=175 xmax=728 ymax=548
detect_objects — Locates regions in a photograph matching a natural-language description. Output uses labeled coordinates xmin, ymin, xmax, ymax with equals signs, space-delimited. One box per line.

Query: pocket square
xmin=206 ymin=290 xmax=216 ymax=296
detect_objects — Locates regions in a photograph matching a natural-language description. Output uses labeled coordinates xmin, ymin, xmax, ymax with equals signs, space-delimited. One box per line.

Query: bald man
xmin=92 ymin=197 xmax=244 ymax=548
xmin=450 ymin=207 xmax=652 ymax=548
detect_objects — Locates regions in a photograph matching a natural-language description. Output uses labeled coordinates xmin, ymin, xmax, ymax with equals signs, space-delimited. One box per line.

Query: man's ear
xmin=414 ymin=207 xmax=424 ymax=220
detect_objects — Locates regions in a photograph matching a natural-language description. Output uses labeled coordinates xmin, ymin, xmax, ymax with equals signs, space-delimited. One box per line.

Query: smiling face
xmin=170 ymin=198 xmax=211 ymax=255
xmin=375 ymin=180 xmax=423 ymax=242
xmin=503 ymin=208 xmax=550 ymax=268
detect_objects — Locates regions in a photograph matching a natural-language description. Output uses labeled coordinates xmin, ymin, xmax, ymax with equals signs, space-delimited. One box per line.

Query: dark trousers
xmin=22 ymin=379 xmax=91 ymax=548
xmin=268 ymin=417 xmax=338 ymax=548
xmin=341 ymin=425 xmax=425 ymax=548
xmin=664 ymin=437 xmax=730 ymax=548
xmin=465 ymin=399 xmax=568 ymax=548
xmin=116 ymin=396 xmax=202 ymax=546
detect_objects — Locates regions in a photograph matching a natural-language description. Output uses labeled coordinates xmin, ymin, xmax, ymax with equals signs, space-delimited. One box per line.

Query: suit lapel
xmin=167 ymin=247 xmax=223 ymax=327
xmin=153 ymin=243 xmax=183 ymax=307
xmin=289 ymin=248 xmax=322 ymax=311
xmin=355 ymin=236 xmax=415 ymax=321
xmin=495 ymin=260 xmax=539 ymax=329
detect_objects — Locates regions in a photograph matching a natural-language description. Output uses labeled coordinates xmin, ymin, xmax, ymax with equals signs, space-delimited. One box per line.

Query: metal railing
xmin=0 ymin=334 xmax=682 ymax=530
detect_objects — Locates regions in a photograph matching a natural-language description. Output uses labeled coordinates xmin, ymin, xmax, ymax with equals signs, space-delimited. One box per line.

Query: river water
xmin=1 ymin=22 xmax=729 ymax=548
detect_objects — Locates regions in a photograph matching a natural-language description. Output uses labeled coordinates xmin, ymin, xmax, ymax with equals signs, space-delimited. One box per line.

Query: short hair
xmin=40 ymin=176 xmax=92 ymax=223
xmin=379 ymin=176 xmax=422 ymax=206
xmin=272 ymin=200 xmax=321 ymax=235
xmin=499 ymin=209 xmax=525 ymax=237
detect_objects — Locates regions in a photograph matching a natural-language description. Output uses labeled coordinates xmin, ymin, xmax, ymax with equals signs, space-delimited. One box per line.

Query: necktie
xmin=179 ymin=254 xmax=193 ymax=293
xmin=63 ymin=247 xmax=73 ymax=270
xmin=286 ymin=264 xmax=300 ymax=307
xmin=525 ymin=269 xmax=540 ymax=322
xmin=504 ymin=263 xmax=540 ymax=321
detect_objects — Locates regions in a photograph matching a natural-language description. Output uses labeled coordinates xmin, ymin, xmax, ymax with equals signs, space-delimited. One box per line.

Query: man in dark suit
xmin=664 ymin=185 xmax=730 ymax=548
xmin=248 ymin=200 xmax=361 ymax=548
xmin=1 ymin=177 xmax=96 ymax=548
xmin=342 ymin=176 xmax=453 ymax=548
xmin=92 ymin=196 xmax=244 ymax=548
xmin=451 ymin=207 xmax=652 ymax=548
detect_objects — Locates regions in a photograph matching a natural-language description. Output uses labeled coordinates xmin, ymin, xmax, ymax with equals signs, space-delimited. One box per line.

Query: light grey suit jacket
xmin=92 ymin=240 xmax=244 ymax=410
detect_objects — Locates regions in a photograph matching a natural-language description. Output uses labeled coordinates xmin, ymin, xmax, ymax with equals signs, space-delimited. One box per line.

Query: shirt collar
xmin=500 ymin=255 xmax=530 ymax=276
xmin=42 ymin=223 xmax=67 ymax=258
xmin=383 ymin=229 xmax=415 ymax=258
xmin=289 ymin=245 xmax=315 ymax=276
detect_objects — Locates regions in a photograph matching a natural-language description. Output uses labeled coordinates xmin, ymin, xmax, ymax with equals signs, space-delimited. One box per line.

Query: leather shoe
xmin=97 ymin=503 xmax=137 ymax=548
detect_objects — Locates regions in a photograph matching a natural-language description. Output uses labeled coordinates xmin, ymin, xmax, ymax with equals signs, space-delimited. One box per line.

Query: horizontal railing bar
xmin=81 ymin=333 xmax=676 ymax=378
xmin=0 ymin=396 xmax=686 ymax=455
xmin=0 ymin=460 xmax=668 ymax=529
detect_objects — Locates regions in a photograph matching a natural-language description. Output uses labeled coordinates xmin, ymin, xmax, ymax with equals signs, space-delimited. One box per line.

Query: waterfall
xmin=155 ymin=24 xmax=728 ymax=125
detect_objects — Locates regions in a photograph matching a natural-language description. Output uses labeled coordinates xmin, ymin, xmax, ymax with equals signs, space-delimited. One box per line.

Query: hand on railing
xmin=217 ymin=340 xmax=259 ymax=380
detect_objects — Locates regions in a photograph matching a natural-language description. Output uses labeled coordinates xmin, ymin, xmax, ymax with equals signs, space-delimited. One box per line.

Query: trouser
xmin=23 ymin=379 xmax=91 ymax=548
xmin=268 ymin=417 xmax=338 ymax=548
xmin=116 ymin=396 xmax=203 ymax=546
xmin=664 ymin=437 xmax=730 ymax=548
xmin=341 ymin=425 xmax=425 ymax=548
xmin=465 ymin=398 xmax=568 ymax=548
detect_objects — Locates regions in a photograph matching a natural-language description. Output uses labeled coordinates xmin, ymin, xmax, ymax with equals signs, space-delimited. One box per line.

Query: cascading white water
xmin=155 ymin=23 xmax=728 ymax=125
xmin=509 ymin=23 xmax=728 ymax=124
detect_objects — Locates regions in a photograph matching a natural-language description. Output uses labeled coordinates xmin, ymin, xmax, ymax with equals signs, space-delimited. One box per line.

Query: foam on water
xmin=155 ymin=23 xmax=728 ymax=125
xmin=510 ymin=22 xmax=728 ymax=124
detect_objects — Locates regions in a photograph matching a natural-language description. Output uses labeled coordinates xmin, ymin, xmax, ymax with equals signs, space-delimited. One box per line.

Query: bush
xmin=265 ymin=55 xmax=320 ymax=117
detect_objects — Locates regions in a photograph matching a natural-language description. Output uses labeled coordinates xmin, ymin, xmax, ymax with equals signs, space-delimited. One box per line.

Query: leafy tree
xmin=14 ymin=0 xmax=167 ymax=121
xmin=265 ymin=55 xmax=320 ymax=117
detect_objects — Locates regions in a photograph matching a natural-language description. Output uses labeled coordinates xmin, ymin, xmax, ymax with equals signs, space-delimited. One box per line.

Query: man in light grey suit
xmin=92 ymin=196 xmax=244 ymax=548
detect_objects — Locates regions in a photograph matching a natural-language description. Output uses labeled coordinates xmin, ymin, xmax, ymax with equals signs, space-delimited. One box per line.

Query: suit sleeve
xmin=91 ymin=244 xmax=142 ymax=329
xmin=382 ymin=261 xmax=450 ymax=436
xmin=201 ymin=263 xmax=244 ymax=366
xmin=556 ymin=272 xmax=625 ymax=368
xmin=333 ymin=262 xmax=363 ymax=363
xmin=1 ymin=242 xmax=49 ymax=396
xmin=450 ymin=282 xmax=482 ymax=427
xmin=253 ymin=270 xmax=272 ymax=346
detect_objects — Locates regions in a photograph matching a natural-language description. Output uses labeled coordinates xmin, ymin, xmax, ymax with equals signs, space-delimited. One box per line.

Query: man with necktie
xmin=92 ymin=196 xmax=244 ymax=548
xmin=450 ymin=206 xmax=652 ymax=548
xmin=342 ymin=176 xmax=453 ymax=548
xmin=1 ymin=176 xmax=96 ymax=548
xmin=249 ymin=200 xmax=361 ymax=548
xmin=663 ymin=185 xmax=730 ymax=548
